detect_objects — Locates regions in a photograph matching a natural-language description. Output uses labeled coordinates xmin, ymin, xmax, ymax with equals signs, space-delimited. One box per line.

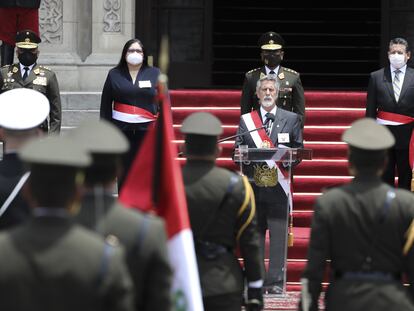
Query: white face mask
xmin=389 ymin=53 xmax=406 ymax=69
xmin=126 ymin=53 xmax=143 ymax=65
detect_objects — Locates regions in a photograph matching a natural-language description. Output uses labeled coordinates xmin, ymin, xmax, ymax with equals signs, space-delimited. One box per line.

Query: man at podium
xmin=234 ymin=74 xmax=303 ymax=294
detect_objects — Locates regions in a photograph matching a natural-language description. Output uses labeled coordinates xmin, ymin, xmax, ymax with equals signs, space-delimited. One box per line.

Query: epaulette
xmin=283 ymin=67 xmax=299 ymax=75
xmin=246 ymin=67 xmax=261 ymax=75
xmin=39 ymin=65 xmax=51 ymax=71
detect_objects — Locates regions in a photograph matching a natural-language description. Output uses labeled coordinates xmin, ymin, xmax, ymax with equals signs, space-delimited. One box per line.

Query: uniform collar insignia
xmin=260 ymin=72 xmax=266 ymax=79
xmin=278 ymin=72 xmax=285 ymax=80
xmin=12 ymin=66 xmax=18 ymax=73
xmin=33 ymin=68 xmax=40 ymax=75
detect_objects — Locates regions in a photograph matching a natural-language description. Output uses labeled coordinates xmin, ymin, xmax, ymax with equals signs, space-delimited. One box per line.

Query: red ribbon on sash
xmin=377 ymin=111 xmax=414 ymax=169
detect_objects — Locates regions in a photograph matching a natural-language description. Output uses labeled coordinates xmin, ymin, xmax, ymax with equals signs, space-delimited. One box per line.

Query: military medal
xmin=7 ymin=72 xmax=12 ymax=77
xmin=253 ymin=164 xmax=278 ymax=187
xmin=278 ymin=72 xmax=285 ymax=80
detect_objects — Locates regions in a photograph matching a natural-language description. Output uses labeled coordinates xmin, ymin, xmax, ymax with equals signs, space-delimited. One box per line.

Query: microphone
xmin=217 ymin=114 xmax=274 ymax=143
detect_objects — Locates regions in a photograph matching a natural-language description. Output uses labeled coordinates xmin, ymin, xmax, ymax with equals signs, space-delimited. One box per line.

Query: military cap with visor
xmin=342 ymin=118 xmax=395 ymax=150
xmin=181 ymin=112 xmax=223 ymax=156
xmin=15 ymin=29 xmax=41 ymax=49
xmin=258 ymin=31 xmax=285 ymax=50
xmin=71 ymin=119 xmax=129 ymax=155
xmin=0 ymin=89 xmax=49 ymax=130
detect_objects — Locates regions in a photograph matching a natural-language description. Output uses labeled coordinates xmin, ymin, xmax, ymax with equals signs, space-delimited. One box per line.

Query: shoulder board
xmin=39 ymin=65 xmax=51 ymax=71
xmin=283 ymin=67 xmax=299 ymax=75
xmin=246 ymin=67 xmax=261 ymax=75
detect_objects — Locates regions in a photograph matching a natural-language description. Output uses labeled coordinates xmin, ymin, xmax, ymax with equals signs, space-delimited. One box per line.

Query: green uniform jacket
xmin=75 ymin=193 xmax=172 ymax=311
xmin=0 ymin=63 xmax=62 ymax=133
xmin=240 ymin=66 xmax=305 ymax=126
xmin=301 ymin=175 xmax=414 ymax=311
xmin=183 ymin=160 xmax=263 ymax=298
xmin=0 ymin=215 xmax=134 ymax=311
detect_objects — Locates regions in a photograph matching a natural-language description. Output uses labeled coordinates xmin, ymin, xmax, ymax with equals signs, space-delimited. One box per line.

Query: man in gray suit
xmin=234 ymin=74 xmax=303 ymax=294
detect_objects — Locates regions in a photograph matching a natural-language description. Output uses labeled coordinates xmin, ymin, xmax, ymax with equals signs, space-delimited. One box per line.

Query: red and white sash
xmin=377 ymin=111 xmax=414 ymax=168
xmin=112 ymin=102 xmax=158 ymax=123
xmin=242 ymin=111 xmax=292 ymax=206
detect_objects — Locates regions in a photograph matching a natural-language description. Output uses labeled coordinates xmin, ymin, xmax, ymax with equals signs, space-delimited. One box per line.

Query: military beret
xmin=258 ymin=31 xmax=285 ymax=50
xmin=19 ymin=136 xmax=91 ymax=167
xmin=71 ymin=119 xmax=129 ymax=154
xmin=180 ymin=112 xmax=223 ymax=136
xmin=0 ymin=89 xmax=49 ymax=130
xmin=16 ymin=29 xmax=41 ymax=49
xmin=342 ymin=118 xmax=395 ymax=150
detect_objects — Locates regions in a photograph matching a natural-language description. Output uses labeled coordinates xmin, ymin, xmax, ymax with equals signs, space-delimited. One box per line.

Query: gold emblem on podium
xmin=261 ymin=139 xmax=272 ymax=148
xmin=253 ymin=164 xmax=278 ymax=187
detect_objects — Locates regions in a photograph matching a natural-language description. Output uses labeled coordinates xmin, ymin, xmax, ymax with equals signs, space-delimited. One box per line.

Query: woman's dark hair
xmin=115 ymin=38 xmax=148 ymax=70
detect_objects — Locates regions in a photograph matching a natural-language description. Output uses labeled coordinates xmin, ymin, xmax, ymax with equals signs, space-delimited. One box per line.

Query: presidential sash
xmin=112 ymin=102 xmax=158 ymax=123
xmin=241 ymin=111 xmax=292 ymax=207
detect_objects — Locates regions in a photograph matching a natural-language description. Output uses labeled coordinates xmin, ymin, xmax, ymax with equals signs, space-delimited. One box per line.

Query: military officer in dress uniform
xmin=0 ymin=135 xmax=134 ymax=311
xmin=0 ymin=29 xmax=61 ymax=133
xmin=71 ymin=119 xmax=172 ymax=311
xmin=300 ymin=118 xmax=414 ymax=311
xmin=0 ymin=88 xmax=49 ymax=230
xmin=240 ymin=31 xmax=305 ymax=127
xmin=181 ymin=112 xmax=264 ymax=311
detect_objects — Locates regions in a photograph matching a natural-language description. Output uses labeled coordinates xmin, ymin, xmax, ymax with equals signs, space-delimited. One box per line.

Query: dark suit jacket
xmin=75 ymin=193 xmax=172 ymax=311
xmin=0 ymin=0 xmax=40 ymax=8
xmin=183 ymin=160 xmax=263 ymax=298
xmin=366 ymin=66 xmax=414 ymax=149
xmin=0 ymin=63 xmax=62 ymax=133
xmin=240 ymin=66 xmax=305 ymax=125
xmin=234 ymin=108 xmax=303 ymax=218
xmin=0 ymin=153 xmax=31 ymax=230
xmin=0 ymin=215 xmax=134 ymax=311
xmin=301 ymin=175 xmax=414 ymax=311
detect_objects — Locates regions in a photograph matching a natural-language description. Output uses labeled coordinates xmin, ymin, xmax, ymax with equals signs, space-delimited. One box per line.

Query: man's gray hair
xmin=256 ymin=74 xmax=280 ymax=93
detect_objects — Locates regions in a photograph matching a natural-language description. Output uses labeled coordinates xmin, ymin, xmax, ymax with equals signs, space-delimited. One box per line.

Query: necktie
xmin=265 ymin=112 xmax=273 ymax=136
xmin=393 ymin=69 xmax=402 ymax=101
xmin=22 ymin=67 xmax=29 ymax=81
xmin=269 ymin=70 xmax=276 ymax=76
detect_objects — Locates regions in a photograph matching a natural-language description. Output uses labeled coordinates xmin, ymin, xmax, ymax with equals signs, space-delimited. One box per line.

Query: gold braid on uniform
xmin=403 ymin=219 xmax=414 ymax=255
xmin=236 ymin=176 xmax=256 ymax=241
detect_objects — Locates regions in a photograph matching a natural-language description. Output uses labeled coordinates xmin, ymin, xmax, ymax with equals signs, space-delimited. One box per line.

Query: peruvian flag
xmin=119 ymin=81 xmax=204 ymax=311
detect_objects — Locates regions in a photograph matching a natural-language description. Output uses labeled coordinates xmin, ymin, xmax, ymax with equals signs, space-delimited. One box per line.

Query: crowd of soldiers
xmin=2 ymin=24 xmax=414 ymax=311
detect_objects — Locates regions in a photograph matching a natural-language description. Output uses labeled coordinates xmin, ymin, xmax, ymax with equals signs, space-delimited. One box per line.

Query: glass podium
xmin=234 ymin=147 xmax=312 ymax=296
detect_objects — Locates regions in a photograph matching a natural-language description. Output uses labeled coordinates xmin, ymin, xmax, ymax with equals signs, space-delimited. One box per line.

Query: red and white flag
xmin=120 ymin=82 xmax=204 ymax=311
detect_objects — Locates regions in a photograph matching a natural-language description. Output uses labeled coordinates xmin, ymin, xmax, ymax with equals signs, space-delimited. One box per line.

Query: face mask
xmin=126 ymin=53 xmax=143 ymax=65
xmin=18 ymin=51 xmax=37 ymax=66
xmin=389 ymin=53 xmax=406 ymax=69
xmin=264 ymin=54 xmax=282 ymax=68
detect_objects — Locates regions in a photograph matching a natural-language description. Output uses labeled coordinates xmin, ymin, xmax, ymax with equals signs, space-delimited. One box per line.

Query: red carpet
xmin=170 ymin=90 xmax=366 ymax=309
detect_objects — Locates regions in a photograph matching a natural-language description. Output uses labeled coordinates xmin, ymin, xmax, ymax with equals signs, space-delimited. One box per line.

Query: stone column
xmin=38 ymin=0 xmax=135 ymax=91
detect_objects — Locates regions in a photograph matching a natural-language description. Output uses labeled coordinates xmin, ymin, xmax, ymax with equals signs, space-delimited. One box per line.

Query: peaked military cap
xmin=71 ymin=119 xmax=129 ymax=154
xmin=19 ymin=136 xmax=91 ymax=167
xmin=0 ymin=89 xmax=49 ymax=130
xmin=16 ymin=29 xmax=41 ymax=49
xmin=342 ymin=118 xmax=395 ymax=150
xmin=258 ymin=31 xmax=285 ymax=50
xmin=181 ymin=112 xmax=223 ymax=136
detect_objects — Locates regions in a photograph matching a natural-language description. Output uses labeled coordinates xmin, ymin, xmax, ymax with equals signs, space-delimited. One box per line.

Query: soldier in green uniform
xmin=240 ymin=31 xmax=305 ymax=126
xmin=71 ymin=119 xmax=172 ymax=311
xmin=0 ymin=29 xmax=61 ymax=133
xmin=181 ymin=112 xmax=264 ymax=311
xmin=300 ymin=118 xmax=414 ymax=311
xmin=0 ymin=135 xmax=134 ymax=311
